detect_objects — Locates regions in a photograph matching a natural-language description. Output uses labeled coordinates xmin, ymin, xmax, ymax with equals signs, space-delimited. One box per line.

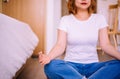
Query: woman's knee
xmin=105 ymin=60 xmax=120 ymax=66
xmin=44 ymin=59 xmax=65 ymax=73
xmin=105 ymin=60 xmax=120 ymax=71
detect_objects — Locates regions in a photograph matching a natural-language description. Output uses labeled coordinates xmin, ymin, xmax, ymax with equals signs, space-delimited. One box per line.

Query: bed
xmin=0 ymin=13 xmax=39 ymax=79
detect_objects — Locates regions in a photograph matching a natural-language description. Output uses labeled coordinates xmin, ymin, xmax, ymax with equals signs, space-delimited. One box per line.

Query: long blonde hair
xmin=67 ymin=0 xmax=96 ymax=14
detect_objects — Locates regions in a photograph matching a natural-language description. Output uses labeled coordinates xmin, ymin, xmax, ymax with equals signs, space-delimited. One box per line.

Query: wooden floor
xmin=17 ymin=58 xmax=47 ymax=79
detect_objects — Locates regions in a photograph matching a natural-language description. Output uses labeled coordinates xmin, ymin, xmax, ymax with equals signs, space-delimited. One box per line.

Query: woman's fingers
xmin=38 ymin=51 xmax=51 ymax=65
xmin=38 ymin=51 xmax=43 ymax=63
xmin=40 ymin=58 xmax=50 ymax=66
xmin=40 ymin=56 xmax=50 ymax=65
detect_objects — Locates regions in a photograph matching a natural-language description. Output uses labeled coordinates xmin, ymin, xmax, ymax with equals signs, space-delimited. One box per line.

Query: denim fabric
xmin=44 ymin=59 xmax=120 ymax=79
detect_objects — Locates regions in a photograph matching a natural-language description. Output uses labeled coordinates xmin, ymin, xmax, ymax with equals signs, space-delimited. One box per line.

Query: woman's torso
xmin=58 ymin=14 xmax=108 ymax=63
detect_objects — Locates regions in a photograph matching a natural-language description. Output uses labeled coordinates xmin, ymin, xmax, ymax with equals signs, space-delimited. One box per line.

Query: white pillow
xmin=0 ymin=13 xmax=39 ymax=79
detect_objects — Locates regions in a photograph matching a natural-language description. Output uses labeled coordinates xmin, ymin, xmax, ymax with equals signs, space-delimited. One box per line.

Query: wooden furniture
xmin=108 ymin=4 xmax=119 ymax=49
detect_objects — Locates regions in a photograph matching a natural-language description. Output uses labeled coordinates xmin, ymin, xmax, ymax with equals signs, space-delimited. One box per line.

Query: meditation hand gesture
xmin=39 ymin=51 xmax=51 ymax=66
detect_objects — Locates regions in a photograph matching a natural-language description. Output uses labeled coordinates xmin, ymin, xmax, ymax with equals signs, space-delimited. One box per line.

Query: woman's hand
xmin=38 ymin=51 xmax=51 ymax=66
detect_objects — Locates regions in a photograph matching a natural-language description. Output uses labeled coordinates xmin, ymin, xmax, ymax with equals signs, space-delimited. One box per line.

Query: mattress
xmin=0 ymin=13 xmax=39 ymax=79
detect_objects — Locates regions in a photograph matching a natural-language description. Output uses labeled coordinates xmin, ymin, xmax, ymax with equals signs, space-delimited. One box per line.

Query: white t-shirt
xmin=58 ymin=14 xmax=108 ymax=64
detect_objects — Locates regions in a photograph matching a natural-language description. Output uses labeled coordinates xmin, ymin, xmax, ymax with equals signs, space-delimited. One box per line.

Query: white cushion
xmin=0 ymin=13 xmax=39 ymax=79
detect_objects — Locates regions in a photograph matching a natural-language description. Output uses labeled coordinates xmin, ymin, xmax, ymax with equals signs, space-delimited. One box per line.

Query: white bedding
xmin=0 ymin=13 xmax=39 ymax=79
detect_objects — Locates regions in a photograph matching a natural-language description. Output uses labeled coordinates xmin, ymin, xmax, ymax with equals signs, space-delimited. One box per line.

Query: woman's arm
xmin=47 ymin=29 xmax=67 ymax=60
xmin=39 ymin=29 xmax=67 ymax=65
xmin=99 ymin=27 xmax=120 ymax=60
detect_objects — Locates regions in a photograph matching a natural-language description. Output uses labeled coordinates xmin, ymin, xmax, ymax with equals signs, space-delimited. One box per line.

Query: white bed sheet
xmin=0 ymin=13 xmax=39 ymax=79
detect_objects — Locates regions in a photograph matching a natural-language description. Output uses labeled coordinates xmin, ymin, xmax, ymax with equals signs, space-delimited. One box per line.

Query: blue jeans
xmin=44 ymin=59 xmax=120 ymax=79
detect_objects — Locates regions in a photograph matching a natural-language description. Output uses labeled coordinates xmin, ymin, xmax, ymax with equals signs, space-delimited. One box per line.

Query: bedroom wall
xmin=97 ymin=0 xmax=117 ymax=22
xmin=45 ymin=0 xmax=61 ymax=53
xmin=0 ymin=0 xmax=2 ymax=13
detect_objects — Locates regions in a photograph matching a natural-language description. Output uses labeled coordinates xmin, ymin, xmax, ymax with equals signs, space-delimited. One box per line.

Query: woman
xmin=39 ymin=0 xmax=120 ymax=79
